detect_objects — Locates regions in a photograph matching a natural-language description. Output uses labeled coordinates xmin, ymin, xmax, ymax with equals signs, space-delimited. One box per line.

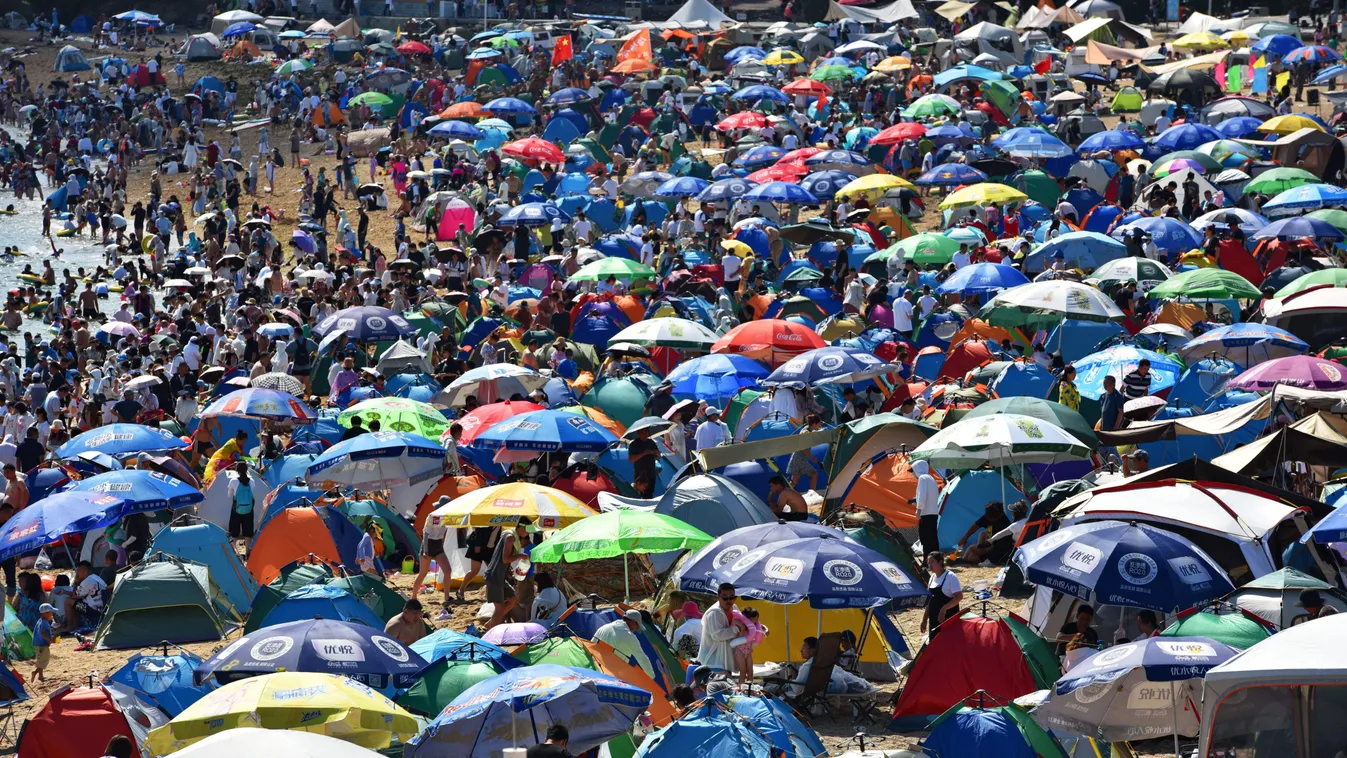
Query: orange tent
xmin=948 ymin=319 xmax=1015 ymax=349
xmin=247 ymin=506 xmax=363 ymax=585
xmin=312 ymin=102 xmax=347 ymax=127
xmin=613 ymin=295 xmax=645 ymax=325
xmin=414 ymin=474 xmax=487 ymax=533
xmin=511 ymin=637 xmax=678 ymax=727
xmin=228 ymin=40 xmax=261 ymax=60
xmin=612 ymin=58 xmax=657 ymax=74
xmin=840 ymin=452 xmax=944 ymax=528
xmin=440 ymin=101 xmax=484 ymax=119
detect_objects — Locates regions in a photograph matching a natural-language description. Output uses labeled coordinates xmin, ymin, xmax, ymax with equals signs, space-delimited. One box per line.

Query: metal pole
xmin=623 ymin=553 xmax=629 ymax=603
xmin=1171 ymin=680 xmax=1181 ymax=758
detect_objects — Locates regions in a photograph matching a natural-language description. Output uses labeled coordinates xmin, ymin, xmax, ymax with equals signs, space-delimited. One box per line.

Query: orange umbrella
xmin=440 ymin=101 xmax=484 ymax=119
xmin=612 ymin=58 xmax=656 ymax=74
xmin=557 ymin=404 xmax=626 ymax=436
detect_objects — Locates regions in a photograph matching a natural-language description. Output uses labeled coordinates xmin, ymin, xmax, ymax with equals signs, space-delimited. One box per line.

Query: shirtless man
xmin=767 ymin=475 xmax=809 ymax=519
xmin=384 ymin=598 xmax=427 ymax=645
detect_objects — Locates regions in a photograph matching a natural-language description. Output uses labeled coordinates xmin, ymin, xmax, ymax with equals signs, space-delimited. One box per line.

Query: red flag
xmin=618 ymin=29 xmax=652 ymax=62
xmin=817 ymin=93 xmax=828 ymax=114
xmin=1034 ymin=57 xmax=1051 ymax=74
xmin=551 ymin=34 xmax=573 ymax=66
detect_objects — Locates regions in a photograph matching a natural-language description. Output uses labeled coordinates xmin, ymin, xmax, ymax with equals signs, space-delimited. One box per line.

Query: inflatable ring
xmin=17 ymin=273 xmax=44 ymax=284
xmin=97 ymin=139 xmax=113 ymax=154
xmin=55 ymin=228 xmax=76 ymax=238
xmin=24 ymin=302 xmax=49 ymax=315
xmin=141 ymin=234 xmax=156 ymax=254
xmin=109 ymin=284 xmax=125 ymax=293
xmin=0 ymin=210 xmax=17 ymax=216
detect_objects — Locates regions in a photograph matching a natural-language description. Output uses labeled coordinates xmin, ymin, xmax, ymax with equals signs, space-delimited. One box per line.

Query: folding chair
xmin=773 ymin=632 xmax=879 ymax=724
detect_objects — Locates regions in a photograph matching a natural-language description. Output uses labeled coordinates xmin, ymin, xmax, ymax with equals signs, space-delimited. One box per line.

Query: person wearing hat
xmin=671 ymin=600 xmax=705 ymax=660
xmin=694 ymin=407 xmax=729 ymax=450
xmin=32 ymin=602 xmax=55 ymax=682
xmin=1296 ymin=590 xmax=1339 ymax=624
xmin=594 ymin=608 xmax=656 ymax=678
xmin=411 ymin=495 xmax=454 ymax=612
xmin=1123 ymin=448 xmax=1150 ymax=476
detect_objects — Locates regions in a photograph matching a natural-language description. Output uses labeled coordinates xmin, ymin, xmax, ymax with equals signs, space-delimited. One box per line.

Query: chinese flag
xmin=552 ymin=34 xmax=573 ymax=65
xmin=618 ymin=29 xmax=652 ymax=62
xmin=1034 ymin=57 xmax=1051 ymax=74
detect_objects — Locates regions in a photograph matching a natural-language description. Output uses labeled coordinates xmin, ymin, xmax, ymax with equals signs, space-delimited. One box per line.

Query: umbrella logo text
xmin=1117 ymin=552 xmax=1159 ymax=586
xmin=1166 ymin=557 xmax=1213 ymax=586
xmin=764 ymin=557 xmax=805 ymax=582
xmin=1061 ymin=542 xmax=1102 ymax=575
xmin=823 ymin=559 xmax=864 ymax=586
xmin=250 ymin=636 xmax=295 ymax=662
xmin=373 ymin=635 xmax=411 ymax=662
xmin=314 ymin=638 xmax=366 ymax=663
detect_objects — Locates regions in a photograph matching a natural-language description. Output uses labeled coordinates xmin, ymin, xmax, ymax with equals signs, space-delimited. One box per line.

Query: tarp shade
xmin=697 ymin=427 xmax=835 ymax=469
xmin=1211 ymin=413 xmax=1347 ymax=474
xmin=1085 ymin=39 xmax=1160 ymax=65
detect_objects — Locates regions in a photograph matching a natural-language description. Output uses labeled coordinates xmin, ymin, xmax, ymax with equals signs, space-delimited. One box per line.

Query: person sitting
xmin=59 ymin=560 xmax=107 ymax=634
xmin=958 ymin=500 xmax=1027 ymax=566
xmin=384 ymin=598 xmax=427 ymax=646
xmin=526 ymin=724 xmax=572 ymax=758
xmin=767 ymin=476 xmax=810 ymax=521
xmin=530 ymin=571 xmax=567 ymax=627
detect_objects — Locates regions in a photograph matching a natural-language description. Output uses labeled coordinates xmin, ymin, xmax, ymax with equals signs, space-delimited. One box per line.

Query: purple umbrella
xmin=292 ymin=229 xmax=317 ymax=254
xmin=480 ymin=622 xmax=547 ymax=645
xmin=1225 ymin=355 xmax=1347 ymax=391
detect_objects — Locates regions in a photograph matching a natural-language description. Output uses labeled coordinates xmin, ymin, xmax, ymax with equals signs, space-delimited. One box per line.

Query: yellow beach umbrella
xmin=938 ymin=183 xmax=1029 ymax=209
xmin=762 ymin=48 xmax=805 ymax=66
xmin=1221 ymin=29 xmax=1251 ymax=45
xmin=721 ymin=239 xmax=755 ymax=256
xmin=1173 ymin=31 xmax=1228 ymax=50
xmin=874 ymin=55 xmax=913 ymax=72
xmin=1258 ymin=114 xmax=1326 ymax=135
xmin=428 ymin=481 xmax=596 ymax=529
xmin=146 ymin=673 xmax=418 ymax=754
xmin=835 ymin=173 xmax=915 ymax=203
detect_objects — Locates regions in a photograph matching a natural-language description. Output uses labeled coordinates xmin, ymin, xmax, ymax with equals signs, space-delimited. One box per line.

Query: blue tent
xmin=718 ymin=460 xmax=773 ymax=505
xmin=1039 ymin=319 xmax=1128 ymax=363
xmin=400 ymin=101 xmax=429 ymax=129
xmin=150 ymin=523 xmax=259 ymax=612
xmin=921 ymin=706 xmax=1052 ymax=758
xmin=542 ymin=116 xmax=583 ymax=147
xmin=552 ymin=107 xmax=590 ymax=135
xmin=70 ymin=14 xmax=96 ymax=32
xmin=108 ymin=652 xmax=214 ymax=716
xmin=915 ymin=312 xmax=964 ymax=352
xmin=1168 ymin=358 xmax=1242 ymax=411
xmin=635 ymin=713 xmax=776 ymax=758
xmin=912 ymin=351 xmax=947 ymax=381
xmin=623 ymin=199 xmax=669 ymax=228
xmin=259 ymin=585 xmax=384 ymax=629
xmin=935 ymin=471 xmax=1024 ymax=551
xmin=989 ymin=361 xmax=1055 ymax=399
xmin=0 ymin=663 xmax=24 ymax=704
xmin=193 ymin=75 xmax=225 ymax=95
xmin=582 ymin=198 xmax=623 ymax=233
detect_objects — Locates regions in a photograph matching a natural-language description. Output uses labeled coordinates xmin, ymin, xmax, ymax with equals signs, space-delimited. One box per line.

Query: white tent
xmin=210 ymin=9 xmax=264 ymax=34
xmin=375 ymin=339 xmax=432 ymax=377
xmin=307 ymin=18 xmax=336 ymax=35
xmin=954 ymin=21 xmax=1024 ymax=67
xmin=184 ymin=33 xmax=222 ymax=61
xmin=1228 ymin=568 xmax=1347 ymax=629
xmin=1177 ymin=10 xmax=1218 ymax=35
xmin=1200 ymin=614 xmax=1347 ymax=757
xmin=197 ymin=468 xmax=270 ymax=535
xmin=664 ymin=0 xmax=732 ymax=28
xmin=825 ymin=0 xmax=918 ymax=23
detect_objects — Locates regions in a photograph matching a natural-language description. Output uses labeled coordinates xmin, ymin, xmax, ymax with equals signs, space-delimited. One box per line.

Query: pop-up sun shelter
xmin=94 ymin=556 xmax=240 ymax=650
xmin=150 ymin=522 xmax=259 ymax=613
xmin=246 ymin=505 xmax=364 ymax=584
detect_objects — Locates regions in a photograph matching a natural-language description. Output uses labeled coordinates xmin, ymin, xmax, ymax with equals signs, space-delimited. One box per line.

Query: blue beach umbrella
xmin=654 ymin=175 xmax=711 ymax=198
xmin=483 ymin=96 xmax=537 ymax=115
xmin=1215 ymin=117 xmax=1264 ymax=138
xmin=429 ymin=120 xmax=485 ymax=140
xmin=924 ymin=125 xmax=973 ymax=145
xmin=1000 ymin=130 xmax=1073 ymax=158
xmin=1025 ymin=231 xmax=1128 ymax=273
xmin=1178 ymin=322 xmax=1309 ymax=366
xmin=1251 ymin=34 xmax=1302 ymax=57
xmin=762 ymin=346 xmax=898 ymax=388
xmin=1252 ymin=216 xmax=1347 ymax=241
xmin=0 ymin=491 xmax=130 ymax=560
xmin=916 ymin=162 xmax=988 ymax=186
xmin=676 ymin=521 xmax=850 ymax=593
xmin=744 ymin=181 xmax=820 ymax=205
xmin=697 ymin=177 xmax=758 ymax=202
xmin=1308 ymin=504 xmax=1347 ymax=543
xmin=1261 ymin=183 xmax=1347 ymax=214
xmin=1072 ymin=345 xmax=1182 ymax=400
xmin=804 ymin=149 xmax=872 ymax=169
xmin=1152 ymin=123 xmax=1222 ymax=152
xmin=1055 ymin=636 xmax=1240 ymax=693
xmin=220 ymin=21 xmax=256 ymax=36
xmin=1111 ymin=216 xmax=1203 ymax=254
xmin=546 ymin=87 xmax=592 ymax=106
xmin=733 ymin=145 xmax=787 ymax=168
xmin=66 ymin=470 xmax=203 ymax=513
xmin=936 ymin=262 xmax=1030 ymax=295
xmin=731 ymin=84 xmax=791 ymax=104
xmin=709 ymin=537 xmax=929 ymax=609
xmin=306 ymin=431 xmax=447 ymax=488
xmin=472 ymin=409 xmax=619 ymax=453
xmin=57 ymin=423 xmax=189 ymax=459
xmin=725 ymin=46 xmax=767 ymax=63
xmin=799 ymin=170 xmax=857 ymax=201
xmin=499 ymin=202 xmax=571 ymax=227
xmin=200 ymin=388 xmax=316 ymax=422
xmin=1014 ymin=520 xmax=1234 ymax=611
xmin=664 ymin=354 xmax=769 ymax=403
xmin=407 ymin=664 xmax=652 ymax=758
xmin=1078 ymin=129 xmax=1147 ymax=153
xmin=314 ymin=305 xmax=416 ymax=341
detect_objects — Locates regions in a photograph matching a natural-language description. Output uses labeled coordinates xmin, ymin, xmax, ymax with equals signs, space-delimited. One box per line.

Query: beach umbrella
xmin=428 ymin=120 xmax=485 ymax=140
xmin=711 ymin=319 xmax=827 ymax=366
xmin=406 ymin=664 xmax=651 ymax=758
xmin=870 ymin=121 xmax=926 ymax=146
xmin=761 ymin=48 xmax=805 ymax=65
xmin=200 ymin=388 xmax=316 ymax=422
xmin=99 ymin=321 xmax=142 ymax=340
xmin=731 ymin=84 xmax=790 ymax=104
xmin=1307 ymin=208 xmax=1347 ymax=230
xmin=1215 ymin=116 xmax=1265 ymax=138
xmin=483 ymin=96 xmax=536 ymax=115
xmin=313 ymin=306 xmax=415 ymax=341
xmin=744 ymin=163 xmax=807 ymax=184
xmin=911 ymin=413 xmax=1092 ymax=469
xmin=158 ymin=729 xmax=386 ymax=758
xmin=532 ymin=510 xmax=712 ymax=599
xmin=1158 ymin=610 xmax=1273 ymax=650
xmin=251 ymin=372 xmax=305 ymax=395
xmin=1071 ymin=346 xmax=1183 ymax=399
xmin=1259 ymin=114 xmax=1326 ymax=135
xmin=146 ymin=672 xmax=417 ymax=753
xmin=716 ymin=111 xmax=768 ymax=131
xmin=1078 ymin=129 xmax=1147 ymax=153
xmin=452 ymin=401 xmax=544 ymax=445
xmin=571 ymin=258 xmax=657 ymax=281
xmin=938 ymin=183 xmax=1029 ymax=209
xmin=709 ymin=536 xmax=928 ymax=609
xmin=439 ymin=365 xmax=547 ymax=406
xmin=1260 ymin=183 xmax=1347 ymax=214
xmin=610 ymin=318 xmax=720 ymax=350
xmin=804 ymin=149 xmax=872 ymax=170
xmin=0 ymin=491 xmax=131 ymax=561
xmin=782 ymin=78 xmax=832 ymax=96
xmin=1035 ymin=636 xmax=1238 ymax=750
xmin=835 ymin=173 xmax=913 ymax=203
xmin=471 ymin=408 xmax=618 ymax=454
xmin=743 ymin=181 xmax=819 ymax=205
xmin=498 ymin=202 xmax=570 ymax=227
xmin=1305 ymin=504 xmax=1347 ymax=543
xmin=1086 ymin=257 xmax=1173 ymax=286
xmin=339 ymin=397 xmax=450 ymax=438
xmin=937 ymin=262 xmax=1030 ymax=295
xmin=762 ymin=346 xmax=898 ymax=388
xmin=663 ymin=354 xmax=770 ymax=403
xmin=1252 ymin=216 xmax=1347 ymax=241
xmin=1152 ymin=123 xmax=1222 ymax=152
xmin=502 ymin=136 xmax=566 ymax=164
xmin=885 ymin=233 xmax=961 ymax=266
xmin=429 ymin=482 xmax=593 ymax=529
xmin=545 ymin=87 xmax=592 ymax=106
xmin=653 ymin=175 xmax=711 ymax=199
xmin=66 ymin=470 xmax=203 ymax=513
xmin=1225 ymin=355 xmax=1347 ymax=391
xmin=916 ymin=162 xmax=988 ymax=186
xmin=221 ymin=21 xmax=258 ymax=36
xmin=349 ymin=92 xmax=393 ymax=112
xmin=1152 ymin=158 xmax=1207 ymax=177
xmin=1015 ymin=520 xmax=1234 ymax=612
xmin=195 ymin=619 xmax=425 ymax=690
xmin=56 ymin=423 xmax=189 ymax=459
xmin=981 ymin=281 xmax=1125 ymax=327
xmin=1282 ymin=44 xmax=1342 ymax=65
xmin=1274 ymin=267 xmax=1347 ymax=297
xmin=1178 ymin=323 xmax=1308 ymax=365
xmin=1244 ymin=166 xmax=1321 ymax=194
xmin=675 ymin=522 xmax=850 ymax=593
xmin=1173 ymin=31 xmax=1228 ymax=50
xmin=901 ymin=93 xmax=961 ymax=118
xmin=306 ymin=431 xmax=446 ymax=489
xmin=275 ymin=59 xmax=313 ymax=75
xmin=1031 ymin=231 xmax=1128 ymax=271
xmin=697 ymin=177 xmax=757 ymax=203
xmin=1000 ymin=130 xmax=1072 ymax=159
xmin=479 ymin=624 xmax=548 ymax=647
xmin=1190 ymin=207 xmax=1270 ymax=234
xmin=1111 ymin=217 xmax=1202 ymax=254
xmin=1251 ymin=33 xmax=1302 ymax=57
xmin=799 ymin=170 xmax=856 ymax=201
xmin=622 ymin=170 xmax=675 ymax=198
xmin=1148 ymin=268 xmax=1263 ymax=300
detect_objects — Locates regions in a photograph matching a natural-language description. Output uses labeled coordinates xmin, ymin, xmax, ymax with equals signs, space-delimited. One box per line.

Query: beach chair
xmin=772 ymin=632 xmax=879 ymax=724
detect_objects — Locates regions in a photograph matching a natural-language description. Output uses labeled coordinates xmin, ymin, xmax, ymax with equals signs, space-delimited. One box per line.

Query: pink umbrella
xmin=1226 ymin=355 xmax=1347 ymax=392
xmin=481 ymin=622 xmax=547 ymax=645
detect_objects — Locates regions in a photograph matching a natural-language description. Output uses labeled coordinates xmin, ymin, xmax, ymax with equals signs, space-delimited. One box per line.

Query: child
xmin=33 ymin=603 xmax=55 ymax=682
xmin=730 ymin=606 xmax=767 ymax=688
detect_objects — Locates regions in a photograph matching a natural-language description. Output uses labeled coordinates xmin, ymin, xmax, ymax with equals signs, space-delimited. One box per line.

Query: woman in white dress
xmin=183 ymin=137 xmax=199 ymax=169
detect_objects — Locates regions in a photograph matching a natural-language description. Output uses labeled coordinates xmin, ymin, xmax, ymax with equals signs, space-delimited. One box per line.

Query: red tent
xmin=890 ymin=615 xmax=1049 ymax=730
xmin=938 ymin=339 xmax=994 ymax=381
xmin=18 ymin=686 xmax=147 ymax=758
xmin=550 ymin=467 xmax=617 ymax=508
xmin=125 ymin=64 xmax=164 ymax=88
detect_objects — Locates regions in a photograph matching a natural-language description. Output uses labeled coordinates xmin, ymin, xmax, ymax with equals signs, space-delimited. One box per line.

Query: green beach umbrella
xmin=1158 ymin=610 xmax=1273 ymax=650
xmin=338 ymin=397 xmax=450 ymax=438
xmin=1274 ymin=267 xmax=1347 ymax=298
xmin=901 ymin=93 xmax=961 ymax=119
xmin=887 ymin=232 xmax=961 ymax=265
xmin=1148 ymin=268 xmax=1263 ymax=300
xmin=811 ymin=64 xmax=857 ymax=82
xmin=275 ymin=59 xmax=313 ymax=75
xmin=1308 ymin=208 xmax=1347 ymax=230
xmin=571 ymin=258 xmax=658 ymax=281
xmin=532 ymin=510 xmax=712 ymax=600
xmin=1244 ymin=166 xmax=1320 ymax=195
xmin=350 ymin=91 xmax=394 ymax=108
xmin=1008 ymin=169 xmax=1063 ymax=207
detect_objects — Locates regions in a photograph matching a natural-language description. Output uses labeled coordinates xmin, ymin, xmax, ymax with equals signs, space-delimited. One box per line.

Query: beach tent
xmin=822 ymin=414 xmax=938 ymax=507
xmin=653 ymin=474 xmax=776 ymax=542
xmin=17 ymin=685 xmax=165 ymax=758
xmin=125 ymin=63 xmax=164 ymax=87
xmin=184 ymin=33 xmax=223 ymax=61
xmin=837 ymin=452 xmax=943 ymax=529
xmin=242 ymin=562 xmax=335 ymax=634
xmin=210 ymin=9 xmax=263 ymax=34
xmin=197 ymin=466 xmax=269 ymax=536
xmin=54 ymin=45 xmax=91 ymax=72
xmin=934 ymin=470 xmax=1024 ymax=552
xmin=94 ymin=556 xmax=237 ymax=650
xmin=512 ymin=637 xmax=679 ymax=728
xmin=108 ymin=652 xmax=215 ymax=717
xmin=1111 ymin=85 xmax=1143 ymax=111
xmin=332 ymin=17 xmax=360 ymax=37
xmin=70 ymin=15 xmax=95 ymax=33
xmin=312 ymin=102 xmax=347 ymax=127
xmin=666 ymin=0 xmax=733 ymax=26
xmin=257 ymin=584 xmax=384 ymax=629
xmin=890 ymin=613 xmax=1059 ymax=731
xmin=1227 ymin=567 xmax=1347 ymax=629
xmin=150 ymin=522 xmax=259 ymax=613
xmin=551 ymin=607 xmax=683 ymax=694
xmin=246 ymin=505 xmax=364 ymax=584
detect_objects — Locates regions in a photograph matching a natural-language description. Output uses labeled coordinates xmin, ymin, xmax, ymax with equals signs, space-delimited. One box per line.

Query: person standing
xmin=1098 ymin=375 xmax=1126 ymax=433
xmin=912 ymin=459 xmax=940 ymax=555
xmin=412 ymin=496 xmax=454 ymax=607
xmin=921 ymin=552 xmax=962 ymax=640
xmin=699 ymin=582 xmax=745 ymax=674
xmin=484 ymin=519 xmax=529 ymax=628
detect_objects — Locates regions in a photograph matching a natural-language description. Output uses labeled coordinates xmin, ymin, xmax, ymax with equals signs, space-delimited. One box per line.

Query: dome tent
xmin=185 ymin=33 xmax=223 ymax=61
xmin=94 ymin=555 xmax=239 ymax=650
xmin=54 ymin=45 xmax=90 ymax=72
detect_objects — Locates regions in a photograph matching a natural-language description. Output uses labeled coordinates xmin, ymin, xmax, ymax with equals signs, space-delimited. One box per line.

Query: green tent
xmin=581 ymin=373 xmax=661 ymax=428
xmin=401 ymin=311 xmax=443 ymax=339
xmin=980 ymin=80 xmax=1021 ymax=118
xmin=1159 ymin=610 xmax=1272 ymax=649
xmin=3 ymin=602 xmax=34 ymax=660
xmin=1111 ymin=86 xmax=1144 ymax=112
xmin=243 ymin=562 xmax=335 ymax=634
xmin=1007 ymin=170 xmax=1062 ymax=208
xmin=575 ymin=137 xmax=610 ymax=163
xmin=338 ymin=499 xmax=420 ymax=560
xmin=95 ymin=556 xmax=236 ymax=650
xmin=597 ymin=123 xmax=621 ymax=150
xmin=725 ymin=388 xmax=766 ymax=437
xmin=328 ymin=574 xmax=408 ymax=623
xmin=678 ymin=159 xmax=714 ymax=180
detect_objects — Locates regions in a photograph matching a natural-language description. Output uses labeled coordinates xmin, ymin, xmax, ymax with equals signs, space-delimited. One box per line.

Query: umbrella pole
xmin=1171 ymin=680 xmax=1181 ymax=758
xmin=623 ymin=553 xmax=630 ymax=603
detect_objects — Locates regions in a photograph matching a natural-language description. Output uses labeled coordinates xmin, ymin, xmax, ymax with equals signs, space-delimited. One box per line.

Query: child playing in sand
xmin=32 ymin=602 xmax=55 ymax=682
xmin=730 ymin=606 xmax=767 ymax=688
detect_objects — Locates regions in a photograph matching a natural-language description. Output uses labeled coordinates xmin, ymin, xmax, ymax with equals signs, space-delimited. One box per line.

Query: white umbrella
xmin=609 ymin=317 xmax=721 ymax=350
xmin=123 ymin=375 xmax=162 ymax=391
xmin=980 ymin=281 xmax=1125 ymax=328
xmin=162 ymin=279 xmax=193 ymax=289
xmin=184 ymin=266 xmax=212 ymax=276
xmin=910 ymin=413 xmax=1092 ymax=468
xmin=169 ymin=729 xmax=383 ymax=758
xmin=436 ymin=364 xmax=547 ymax=406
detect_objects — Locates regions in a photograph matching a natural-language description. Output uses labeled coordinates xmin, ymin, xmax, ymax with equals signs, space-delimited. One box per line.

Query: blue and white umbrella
xmin=676 ymin=522 xmax=852 ymax=593
xmin=439 ymin=364 xmax=548 ymax=405
xmin=1111 ymin=217 xmax=1203 ymax=254
xmin=697 ymin=177 xmax=758 ymax=203
xmin=1283 ymin=45 xmax=1342 ymax=65
xmin=1252 ymin=216 xmax=1347 ymax=241
xmin=200 ymin=388 xmax=317 ymax=422
xmin=1078 ymin=129 xmax=1148 ymax=153
xmin=799 ymin=170 xmax=857 ymax=201
xmin=258 ymin=323 xmax=294 ymax=339
xmin=654 ymin=176 xmax=712 ymax=199
xmin=762 ymin=346 xmax=898 ymax=389
xmin=1215 ymin=117 xmax=1264 ymax=139
xmin=0 ymin=491 xmax=131 ymax=561
xmin=1000 ymin=130 xmax=1073 ymax=158
xmin=221 ymin=21 xmax=258 ymax=37
xmin=483 ymin=97 xmax=537 ymax=115
xmin=1055 ymin=636 xmax=1240 ymax=694
xmin=498 ymin=202 xmax=571 ymax=227
xmin=1190 ymin=207 xmax=1270 ymax=234
xmin=1026 ymin=231 xmax=1128 ymax=273
xmin=731 ymin=84 xmax=791 ymax=104
xmin=196 ymin=619 xmax=426 ymax=693
xmin=1072 ymin=345 xmax=1182 ymax=400
xmin=1179 ymin=322 xmax=1309 ymax=366
xmin=314 ymin=306 xmax=416 ymax=341
xmin=56 ymin=423 xmax=189 ymax=459
xmin=724 ymin=46 xmax=767 ymax=63
xmin=472 ymin=409 xmax=618 ymax=453
xmin=924 ymin=125 xmax=973 ymax=144
xmin=407 ymin=664 xmax=651 ymax=758
xmin=709 ymin=537 xmax=929 ymax=608
xmin=621 ymin=170 xmax=675 ymax=198
xmin=467 ymin=47 xmax=504 ymax=60
xmin=66 ymin=470 xmax=203 ymax=513
xmin=429 ymin=120 xmax=485 ymax=140
xmin=733 ymin=145 xmax=787 ymax=169
xmin=664 ymin=353 xmax=769 ymax=403
xmin=804 ymin=149 xmax=872 ymax=169
xmin=545 ymin=87 xmax=592 ymax=106
xmin=111 ymin=9 xmax=162 ymax=23
xmin=1308 ymin=504 xmax=1347 ymax=544
xmin=306 ymin=431 xmax=447 ymax=488
xmin=744 ymin=181 xmax=820 ymax=206
xmin=1260 ymin=183 xmax=1347 ymax=214
xmin=936 ymin=262 xmax=1030 ymax=295
xmin=1251 ymin=34 xmax=1301 ymax=57
xmin=1013 ymin=520 xmax=1234 ymax=612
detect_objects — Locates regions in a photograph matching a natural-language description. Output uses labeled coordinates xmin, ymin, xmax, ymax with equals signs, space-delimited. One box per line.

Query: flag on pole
xmin=1275 ymin=70 xmax=1290 ymax=92
xmin=1227 ymin=65 xmax=1242 ymax=92
xmin=551 ymin=34 xmax=573 ymax=65
xmin=1252 ymin=55 xmax=1268 ymax=94
xmin=618 ymin=29 xmax=652 ymax=62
